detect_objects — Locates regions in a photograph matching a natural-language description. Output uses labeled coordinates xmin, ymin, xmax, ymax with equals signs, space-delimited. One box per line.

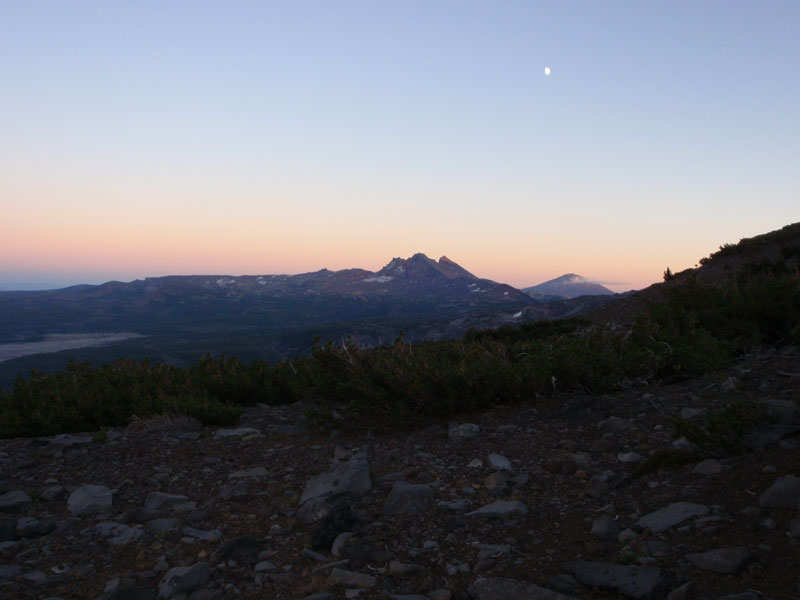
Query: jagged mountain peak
xmin=377 ymin=254 xmax=477 ymax=280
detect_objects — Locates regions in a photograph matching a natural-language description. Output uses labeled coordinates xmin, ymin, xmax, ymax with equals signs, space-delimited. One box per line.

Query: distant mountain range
xmin=522 ymin=274 xmax=615 ymax=300
xmin=0 ymin=254 xmax=544 ymax=386
xmin=0 ymin=254 xmax=628 ymax=387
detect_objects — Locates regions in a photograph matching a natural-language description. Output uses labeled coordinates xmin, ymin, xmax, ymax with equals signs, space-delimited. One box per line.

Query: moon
xmin=544 ymin=66 xmax=551 ymax=76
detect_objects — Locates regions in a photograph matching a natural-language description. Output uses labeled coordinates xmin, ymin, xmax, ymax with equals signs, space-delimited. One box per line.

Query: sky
xmin=1 ymin=1 xmax=798 ymax=292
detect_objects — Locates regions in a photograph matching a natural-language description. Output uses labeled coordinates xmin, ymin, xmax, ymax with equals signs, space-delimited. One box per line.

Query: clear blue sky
xmin=1 ymin=1 xmax=798 ymax=291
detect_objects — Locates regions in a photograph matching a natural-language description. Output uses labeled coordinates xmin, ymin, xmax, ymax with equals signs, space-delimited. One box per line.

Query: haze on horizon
xmin=2 ymin=2 xmax=798 ymax=294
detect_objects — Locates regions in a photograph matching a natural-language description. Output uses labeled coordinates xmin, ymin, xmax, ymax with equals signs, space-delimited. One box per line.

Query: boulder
xmin=297 ymin=451 xmax=371 ymax=524
xmin=68 ymin=484 xmax=112 ymax=516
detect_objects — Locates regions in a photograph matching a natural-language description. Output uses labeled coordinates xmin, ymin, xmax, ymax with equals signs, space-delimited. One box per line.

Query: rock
xmin=297 ymin=451 xmax=372 ymax=524
xmin=680 ymin=408 xmax=705 ymax=419
xmin=561 ymin=560 xmax=670 ymax=599
xmin=449 ymin=423 xmax=480 ymax=440
xmin=617 ymin=528 xmax=638 ymax=544
xmin=466 ymin=500 xmax=527 ymax=518
xmin=437 ymin=499 xmax=472 ymax=512
xmin=328 ymin=567 xmax=377 ymax=588
xmin=758 ymin=474 xmax=800 ymax=508
xmin=49 ymin=433 xmax=93 ymax=449
xmin=382 ymin=481 xmax=434 ymax=516
xmin=746 ymin=424 xmax=799 ymax=449
xmin=157 ymin=562 xmax=211 ymax=598
xmin=68 ymin=484 xmax=112 ymax=516
xmin=761 ymin=399 xmax=800 ymax=424
xmin=182 ymin=526 xmax=222 ymax=542
xmin=636 ymin=502 xmax=709 ymax=533
xmin=213 ymin=427 xmax=262 ymax=439
xmin=331 ymin=531 xmax=354 ymax=556
xmin=144 ymin=492 xmax=189 ymax=512
xmin=597 ymin=416 xmax=632 ymax=433
xmin=210 ymin=536 xmax=261 ymax=564
xmin=94 ymin=521 xmax=146 ymax=545
xmin=228 ymin=467 xmax=268 ymax=479
xmin=0 ymin=490 xmax=32 ymax=511
xmin=666 ymin=581 xmax=691 ymax=600
xmin=468 ymin=577 xmax=579 ymax=599
xmin=16 ymin=516 xmax=55 ymax=539
xmin=41 ymin=485 xmax=66 ymax=500
xmin=389 ymin=559 xmax=424 ymax=575
xmin=692 ymin=459 xmax=722 ymax=475
xmin=685 ymin=547 xmax=752 ymax=574
xmin=311 ymin=502 xmax=358 ymax=551
xmin=590 ymin=514 xmax=619 ymax=540
xmin=618 ymin=452 xmax=644 ymax=463
xmin=0 ymin=564 xmax=22 ymax=579
xmin=488 ymin=453 xmax=512 ymax=471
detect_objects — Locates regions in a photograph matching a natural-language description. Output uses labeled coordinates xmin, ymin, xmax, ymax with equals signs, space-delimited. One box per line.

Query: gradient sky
xmin=1 ymin=1 xmax=798 ymax=292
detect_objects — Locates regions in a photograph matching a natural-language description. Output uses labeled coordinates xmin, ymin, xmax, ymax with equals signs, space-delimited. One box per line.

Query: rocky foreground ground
xmin=1 ymin=347 xmax=799 ymax=600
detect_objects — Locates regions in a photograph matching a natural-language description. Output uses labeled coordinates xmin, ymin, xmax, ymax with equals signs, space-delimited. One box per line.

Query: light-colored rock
xmin=449 ymin=423 xmax=480 ymax=440
xmin=297 ymin=452 xmax=371 ymax=524
xmin=182 ymin=526 xmax=223 ymax=542
xmin=158 ymin=561 xmax=211 ymax=598
xmin=213 ymin=427 xmax=262 ymax=439
xmin=145 ymin=492 xmax=189 ymax=512
xmin=488 ymin=453 xmax=512 ymax=471
xmin=466 ymin=500 xmax=527 ymax=518
xmin=68 ymin=484 xmax=112 ymax=516
xmin=636 ymin=502 xmax=709 ymax=533
xmin=618 ymin=452 xmax=643 ymax=463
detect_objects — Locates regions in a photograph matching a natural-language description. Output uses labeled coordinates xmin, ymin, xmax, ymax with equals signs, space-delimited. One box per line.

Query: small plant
xmin=92 ymin=428 xmax=109 ymax=443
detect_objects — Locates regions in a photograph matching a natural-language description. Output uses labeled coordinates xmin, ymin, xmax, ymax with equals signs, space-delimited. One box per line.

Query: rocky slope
xmin=1 ymin=347 xmax=798 ymax=600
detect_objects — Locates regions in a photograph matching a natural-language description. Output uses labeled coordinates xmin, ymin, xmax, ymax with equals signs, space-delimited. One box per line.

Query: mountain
xmin=522 ymin=273 xmax=615 ymax=299
xmin=0 ymin=254 xmax=533 ymax=386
